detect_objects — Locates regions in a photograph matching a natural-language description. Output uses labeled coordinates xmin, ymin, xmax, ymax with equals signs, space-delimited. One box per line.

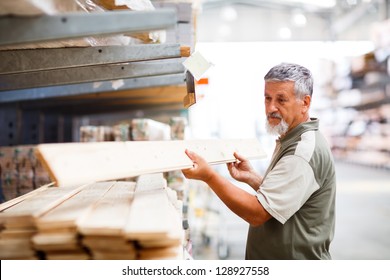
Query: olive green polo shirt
xmin=246 ymin=118 xmax=336 ymax=259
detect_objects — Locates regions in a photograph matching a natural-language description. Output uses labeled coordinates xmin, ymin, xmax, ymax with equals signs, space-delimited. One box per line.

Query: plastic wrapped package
xmin=0 ymin=145 xmax=51 ymax=203
xmin=76 ymin=0 xmax=164 ymax=45
xmin=112 ymin=123 xmax=131 ymax=141
xmin=93 ymin=0 xmax=154 ymax=11
xmin=0 ymin=0 xmax=154 ymax=15
xmin=0 ymin=0 xmax=79 ymax=16
xmin=79 ymin=125 xmax=113 ymax=142
xmin=0 ymin=0 xmax=164 ymax=50
xmin=169 ymin=116 xmax=188 ymax=140
xmin=130 ymin=118 xmax=171 ymax=141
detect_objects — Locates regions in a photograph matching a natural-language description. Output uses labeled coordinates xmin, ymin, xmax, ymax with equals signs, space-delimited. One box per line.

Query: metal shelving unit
xmin=0 ymin=10 xmax=176 ymax=46
xmin=0 ymin=8 xmax=192 ymax=146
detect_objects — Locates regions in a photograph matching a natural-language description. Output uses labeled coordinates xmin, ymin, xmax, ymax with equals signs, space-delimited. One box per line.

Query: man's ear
xmin=302 ymin=95 xmax=311 ymax=113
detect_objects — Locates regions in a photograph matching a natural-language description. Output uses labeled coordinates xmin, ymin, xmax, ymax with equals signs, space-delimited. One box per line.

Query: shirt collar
xmin=278 ymin=118 xmax=319 ymax=147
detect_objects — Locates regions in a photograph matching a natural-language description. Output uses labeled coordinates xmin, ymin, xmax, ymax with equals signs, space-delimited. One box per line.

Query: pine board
xmin=139 ymin=245 xmax=183 ymax=260
xmin=0 ymin=183 xmax=54 ymax=212
xmin=0 ymin=184 xmax=87 ymax=227
xmin=82 ymin=236 xmax=135 ymax=252
xmin=32 ymin=232 xmax=77 ymax=247
xmin=36 ymin=139 xmax=267 ymax=187
xmin=45 ymin=250 xmax=90 ymax=260
xmin=0 ymin=228 xmax=36 ymax=238
xmin=36 ymin=181 xmax=115 ymax=231
xmin=0 ymin=238 xmax=36 ymax=259
xmin=138 ymin=238 xmax=182 ymax=249
xmin=92 ymin=251 xmax=136 ymax=260
xmin=124 ymin=188 xmax=182 ymax=241
xmin=77 ymin=182 xmax=136 ymax=236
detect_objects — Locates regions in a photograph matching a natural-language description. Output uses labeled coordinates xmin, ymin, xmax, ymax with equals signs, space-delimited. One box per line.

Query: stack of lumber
xmin=0 ymin=183 xmax=83 ymax=259
xmin=0 ymin=174 xmax=184 ymax=260
xmin=0 ymin=145 xmax=51 ymax=203
xmin=124 ymin=173 xmax=183 ymax=260
xmin=1 ymin=138 xmax=266 ymax=259
xmin=32 ymin=181 xmax=116 ymax=260
xmin=78 ymin=181 xmax=137 ymax=260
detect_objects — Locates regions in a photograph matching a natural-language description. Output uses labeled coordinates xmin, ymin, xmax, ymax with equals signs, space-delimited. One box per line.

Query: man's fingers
xmin=185 ymin=149 xmax=201 ymax=170
xmin=185 ymin=149 xmax=196 ymax=161
xmin=233 ymin=151 xmax=247 ymax=162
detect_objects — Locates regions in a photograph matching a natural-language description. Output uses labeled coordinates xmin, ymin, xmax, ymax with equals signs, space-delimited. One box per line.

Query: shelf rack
xmin=0 ymin=8 xmax=193 ymax=146
xmin=0 ymin=9 xmax=176 ymax=46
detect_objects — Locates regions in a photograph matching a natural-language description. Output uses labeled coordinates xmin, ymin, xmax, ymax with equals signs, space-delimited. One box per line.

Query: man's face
xmin=264 ymin=81 xmax=307 ymax=136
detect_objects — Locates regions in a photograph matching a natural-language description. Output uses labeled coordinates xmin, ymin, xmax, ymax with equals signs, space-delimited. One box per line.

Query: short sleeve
xmin=256 ymin=155 xmax=320 ymax=224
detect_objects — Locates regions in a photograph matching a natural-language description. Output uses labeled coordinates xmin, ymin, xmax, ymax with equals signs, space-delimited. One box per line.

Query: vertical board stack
xmin=0 ymin=145 xmax=51 ymax=203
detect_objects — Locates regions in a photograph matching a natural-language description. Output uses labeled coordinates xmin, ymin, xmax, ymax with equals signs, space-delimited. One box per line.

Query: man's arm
xmin=182 ymin=150 xmax=271 ymax=226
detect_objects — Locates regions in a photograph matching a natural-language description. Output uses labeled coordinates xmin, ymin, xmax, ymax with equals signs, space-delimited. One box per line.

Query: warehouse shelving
xmin=0 ymin=10 xmax=176 ymax=46
xmin=0 ymin=1 xmax=197 ymax=260
xmin=0 ymin=7 xmax=194 ymax=146
xmin=329 ymin=32 xmax=390 ymax=170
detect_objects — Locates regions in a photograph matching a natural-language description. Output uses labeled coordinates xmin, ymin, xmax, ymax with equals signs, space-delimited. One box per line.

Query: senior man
xmin=182 ymin=63 xmax=336 ymax=260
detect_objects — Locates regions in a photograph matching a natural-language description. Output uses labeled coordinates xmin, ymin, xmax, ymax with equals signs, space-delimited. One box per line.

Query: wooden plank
xmin=124 ymin=188 xmax=182 ymax=241
xmin=60 ymin=85 xmax=187 ymax=100
xmin=0 ymin=182 xmax=54 ymax=212
xmin=139 ymin=245 xmax=183 ymax=260
xmin=138 ymin=238 xmax=182 ymax=249
xmin=136 ymin=173 xmax=167 ymax=192
xmin=77 ymin=181 xmax=136 ymax=236
xmin=92 ymin=251 xmax=136 ymax=260
xmin=0 ymin=184 xmax=88 ymax=228
xmin=82 ymin=236 xmax=135 ymax=252
xmin=36 ymin=181 xmax=115 ymax=231
xmin=45 ymin=250 xmax=90 ymax=260
xmin=36 ymin=139 xmax=267 ymax=187
xmin=0 ymin=238 xmax=36 ymax=259
xmin=32 ymin=232 xmax=79 ymax=251
xmin=0 ymin=228 xmax=36 ymax=239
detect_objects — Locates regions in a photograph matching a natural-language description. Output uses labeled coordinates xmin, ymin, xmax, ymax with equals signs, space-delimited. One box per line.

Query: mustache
xmin=267 ymin=112 xmax=282 ymax=119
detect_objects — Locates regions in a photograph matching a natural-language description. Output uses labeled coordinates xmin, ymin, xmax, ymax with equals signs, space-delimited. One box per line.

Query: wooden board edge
xmin=0 ymin=182 xmax=54 ymax=212
xmin=35 ymin=146 xmax=59 ymax=187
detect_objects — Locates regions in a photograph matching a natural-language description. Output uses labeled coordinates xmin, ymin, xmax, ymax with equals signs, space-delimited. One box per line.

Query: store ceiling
xmin=197 ymin=0 xmax=388 ymax=41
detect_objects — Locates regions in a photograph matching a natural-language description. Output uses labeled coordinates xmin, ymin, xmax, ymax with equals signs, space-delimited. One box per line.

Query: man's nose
xmin=266 ymin=101 xmax=278 ymax=113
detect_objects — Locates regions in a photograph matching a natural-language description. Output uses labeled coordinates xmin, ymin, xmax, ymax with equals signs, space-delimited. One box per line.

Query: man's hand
xmin=227 ymin=152 xmax=263 ymax=190
xmin=182 ymin=149 xmax=216 ymax=183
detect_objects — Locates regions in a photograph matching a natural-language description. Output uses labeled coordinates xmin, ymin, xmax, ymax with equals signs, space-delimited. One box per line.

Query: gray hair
xmin=264 ymin=63 xmax=313 ymax=99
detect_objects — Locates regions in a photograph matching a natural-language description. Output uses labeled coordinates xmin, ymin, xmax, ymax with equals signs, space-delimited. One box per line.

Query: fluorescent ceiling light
xmin=221 ymin=6 xmax=238 ymax=21
xmin=292 ymin=12 xmax=307 ymax=26
xmin=283 ymin=0 xmax=336 ymax=8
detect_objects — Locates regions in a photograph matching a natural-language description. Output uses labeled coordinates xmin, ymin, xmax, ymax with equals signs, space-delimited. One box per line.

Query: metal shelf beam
xmin=0 ymin=44 xmax=185 ymax=74
xmin=0 ymin=60 xmax=185 ymax=91
xmin=0 ymin=73 xmax=186 ymax=103
xmin=0 ymin=9 xmax=176 ymax=46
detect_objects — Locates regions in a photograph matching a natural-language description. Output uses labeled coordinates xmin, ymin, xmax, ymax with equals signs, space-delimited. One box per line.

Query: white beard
xmin=266 ymin=118 xmax=289 ymax=136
